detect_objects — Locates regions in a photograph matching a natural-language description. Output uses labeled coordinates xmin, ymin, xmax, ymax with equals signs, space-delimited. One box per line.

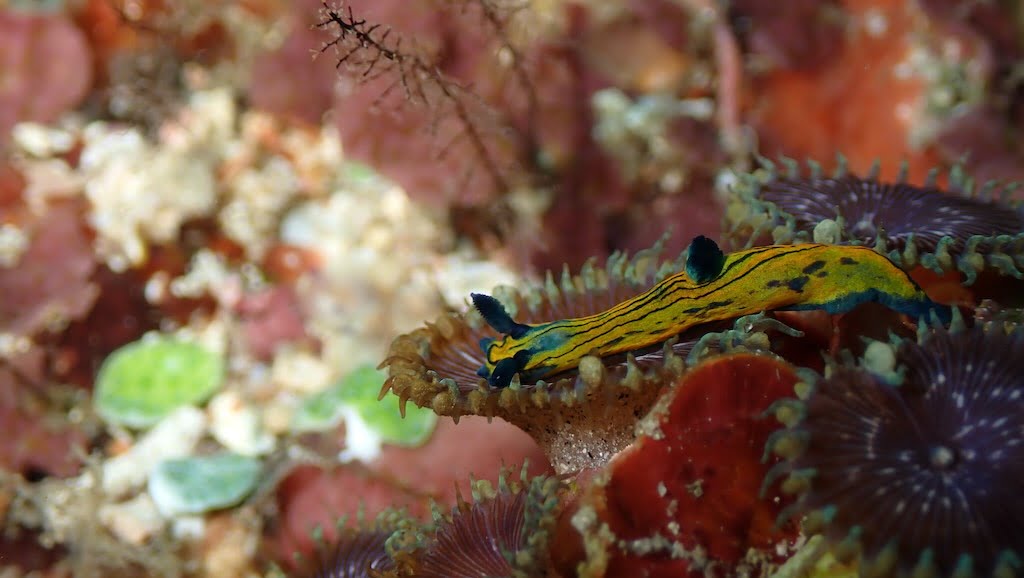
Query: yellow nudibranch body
xmin=473 ymin=236 xmax=950 ymax=388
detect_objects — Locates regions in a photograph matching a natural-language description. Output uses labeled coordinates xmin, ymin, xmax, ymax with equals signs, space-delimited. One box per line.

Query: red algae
xmin=271 ymin=417 xmax=551 ymax=567
xmin=747 ymin=0 xmax=947 ymax=181
xmin=370 ymin=417 xmax=552 ymax=505
xmin=49 ymin=265 xmax=161 ymax=390
xmin=247 ymin=0 xmax=337 ymax=124
xmin=0 ymin=363 xmax=87 ymax=477
xmin=556 ymin=354 xmax=801 ymax=578
xmin=729 ymin=0 xmax=844 ymax=71
xmin=271 ymin=464 xmax=427 ymax=567
xmin=324 ymin=0 xmax=535 ymax=207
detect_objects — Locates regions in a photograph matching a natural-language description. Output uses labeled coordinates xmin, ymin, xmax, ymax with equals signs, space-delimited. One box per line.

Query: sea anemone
xmin=555 ymin=353 xmax=803 ymax=578
xmin=725 ymin=157 xmax=1024 ymax=285
xmin=765 ymin=318 xmax=1024 ymax=577
xmin=290 ymin=511 xmax=403 ymax=578
xmin=387 ymin=467 xmax=562 ymax=577
xmin=380 ymin=238 xmax=800 ymax=474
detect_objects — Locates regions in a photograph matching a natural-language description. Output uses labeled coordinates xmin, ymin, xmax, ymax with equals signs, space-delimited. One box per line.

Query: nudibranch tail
xmin=474 ymin=235 xmax=948 ymax=389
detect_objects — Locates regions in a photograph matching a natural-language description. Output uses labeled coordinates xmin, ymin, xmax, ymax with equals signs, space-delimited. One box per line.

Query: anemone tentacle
xmin=290 ymin=510 xmax=406 ymax=578
xmin=766 ymin=322 xmax=1024 ymax=577
xmin=725 ymin=156 xmax=1024 ymax=285
xmin=387 ymin=467 xmax=562 ymax=578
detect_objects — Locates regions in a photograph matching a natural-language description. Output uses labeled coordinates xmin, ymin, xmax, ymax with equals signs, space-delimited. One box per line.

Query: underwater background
xmin=0 ymin=0 xmax=1021 ymax=577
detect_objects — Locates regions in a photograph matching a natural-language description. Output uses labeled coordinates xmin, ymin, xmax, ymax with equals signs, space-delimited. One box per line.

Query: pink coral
xmin=0 ymin=201 xmax=98 ymax=340
xmin=0 ymin=365 xmax=88 ymax=477
xmin=0 ymin=11 xmax=92 ymax=147
xmin=370 ymin=416 xmax=552 ymax=502
xmin=272 ymin=463 xmax=425 ymax=564
xmin=935 ymin=105 xmax=1024 ymax=188
xmin=235 ymin=286 xmax=312 ymax=361
xmin=553 ymin=354 xmax=801 ymax=577
xmin=0 ymin=200 xmax=96 ymax=477
xmin=248 ymin=0 xmax=338 ymax=124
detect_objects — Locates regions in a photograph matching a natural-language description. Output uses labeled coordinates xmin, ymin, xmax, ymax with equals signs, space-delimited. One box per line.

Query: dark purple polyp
xmin=788 ymin=325 xmax=1024 ymax=576
xmin=761 ymin=175 xmax=1024 ymax=251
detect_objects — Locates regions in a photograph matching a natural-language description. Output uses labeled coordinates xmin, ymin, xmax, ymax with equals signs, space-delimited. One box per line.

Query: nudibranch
xmin=380 ymin=238 xmax=794 ymax=474
xmin=764 ymin=317 xmax=1024 ymax=577
xmin=473 ymin=236 xmax=948 ymax=388
xmin=387 ymin=467 xmax=561 ymax=577
xmin=724 ymin=157 xmax=1024 ymax=285
xmin=555 ymin=353 xmax=803 ymax=578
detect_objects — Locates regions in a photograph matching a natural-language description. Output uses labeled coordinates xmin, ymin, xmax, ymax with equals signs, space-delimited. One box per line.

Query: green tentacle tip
xmin=148 ymin=453 xmax=262 ymax=516
xmin=94 ymin=336 xmax=225 ymax=428
xmin=292 ymin=365 xmax=437 ymax=447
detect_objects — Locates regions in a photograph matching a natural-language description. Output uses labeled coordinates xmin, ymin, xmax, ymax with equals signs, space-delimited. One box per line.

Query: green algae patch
xmin=94 ymin=337 xmax=225 ymax=428
xmin=291 ymin=379 xmax=350 ymax=433
xmin=341 ymin=161 xmax=380 ymax=184
xmin=292 ymin=364 xmax=437 ymax=448
xmin=148 ymin=453 xmax=261 ymax=516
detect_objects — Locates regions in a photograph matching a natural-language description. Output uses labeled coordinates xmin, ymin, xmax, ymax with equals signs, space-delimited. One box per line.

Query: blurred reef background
xmin=0 ymin=0 xmax=1022 ymax=577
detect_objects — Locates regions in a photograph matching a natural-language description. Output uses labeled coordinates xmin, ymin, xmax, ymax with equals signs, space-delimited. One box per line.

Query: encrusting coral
xmin=553 ymin=352 xmax=803 ymax=578
xmin=725 ymin=157 xmax=1024 ymax=286
xmin=765 ymin=314 xmax=1024 ymax=577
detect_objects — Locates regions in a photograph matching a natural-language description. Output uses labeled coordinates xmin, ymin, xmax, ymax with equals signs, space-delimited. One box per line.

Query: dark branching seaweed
xmin=315 ymin=1 xmax=543 ymax=199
